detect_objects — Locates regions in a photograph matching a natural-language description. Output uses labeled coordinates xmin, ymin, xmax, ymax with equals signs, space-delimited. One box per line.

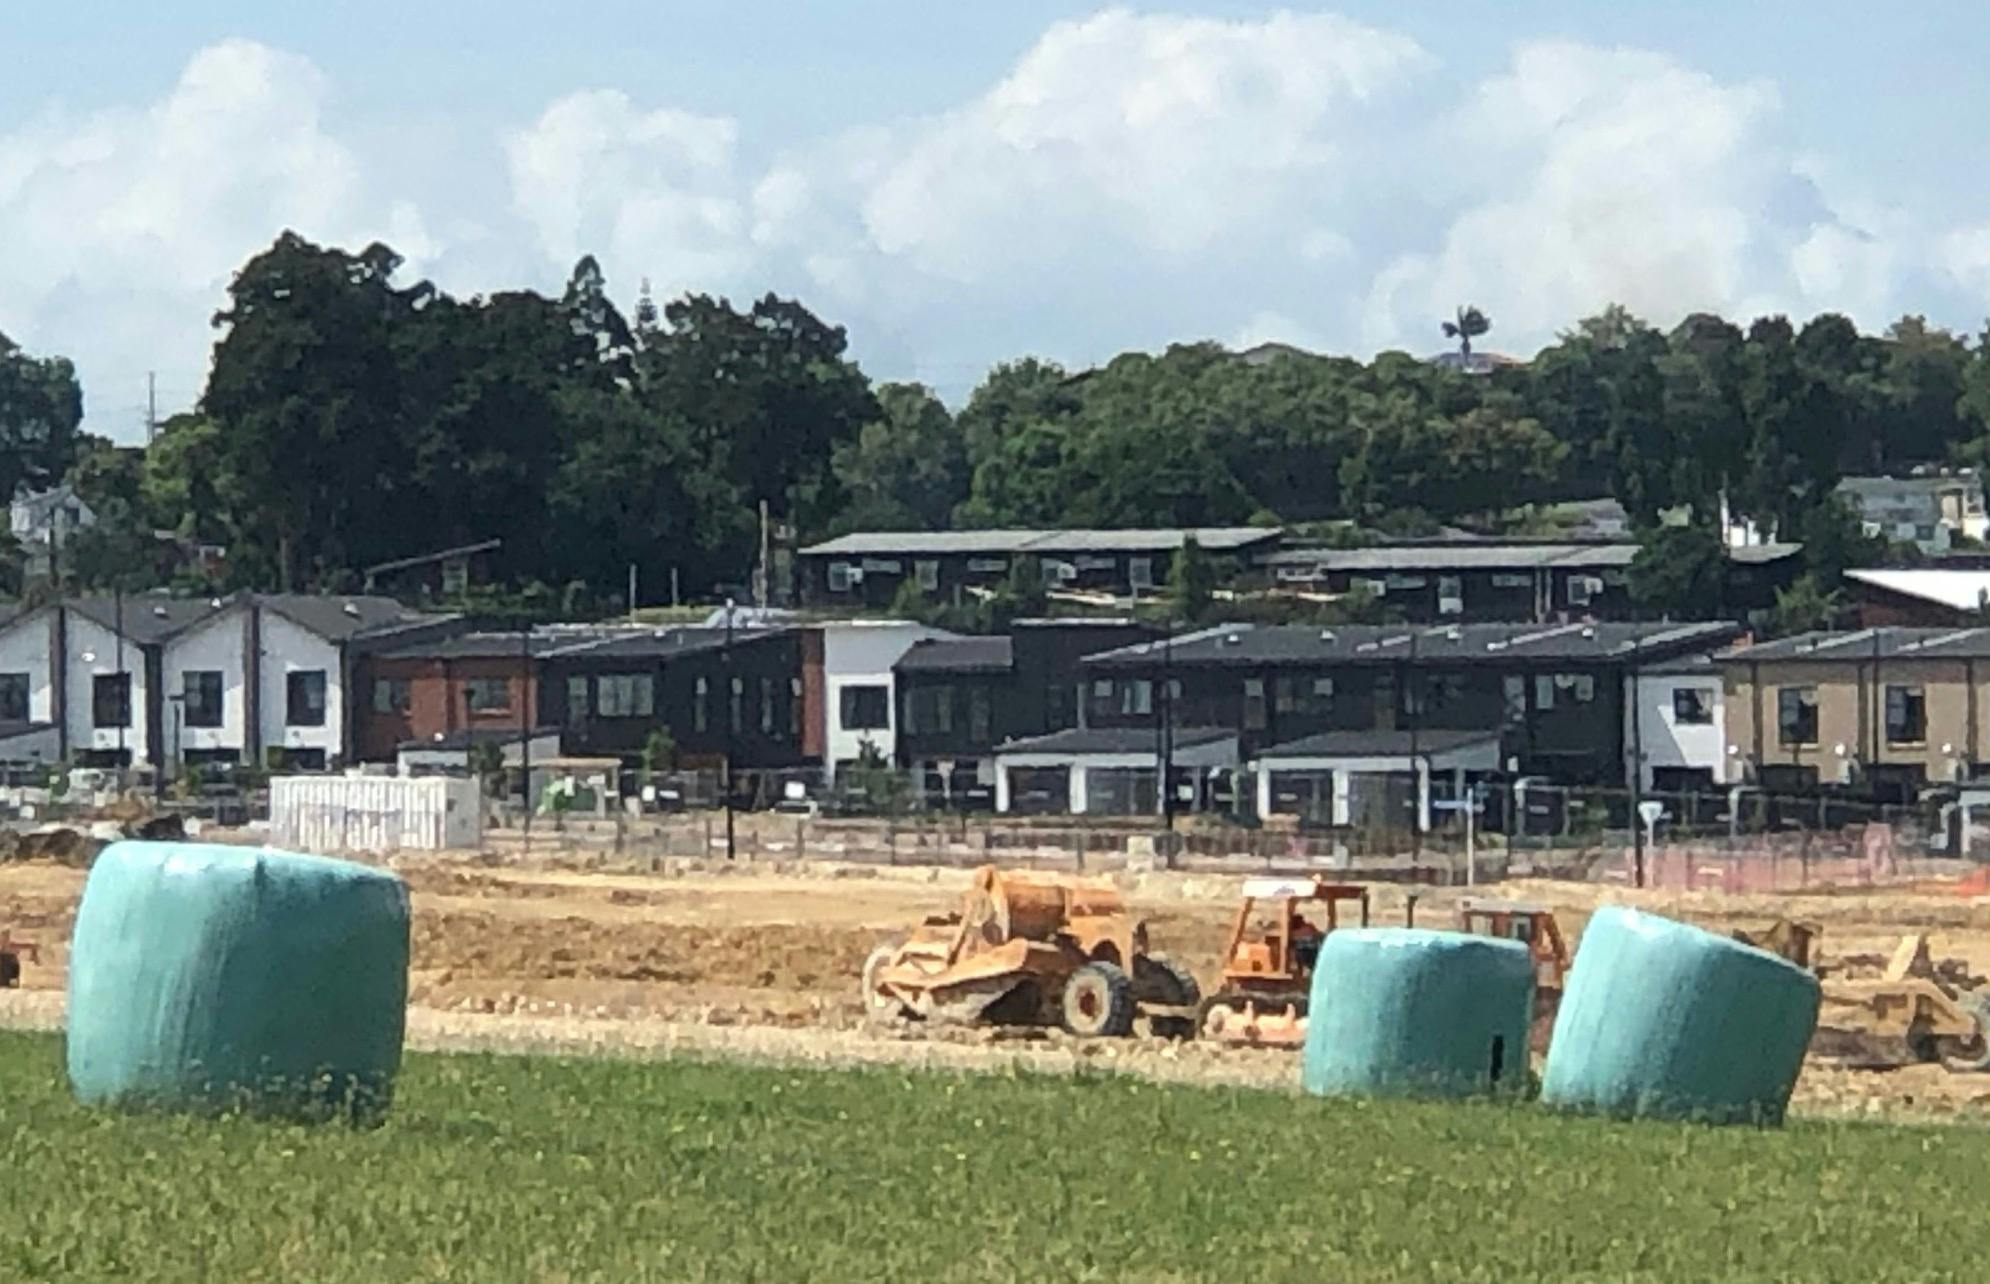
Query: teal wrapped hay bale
xmin=1540 ymin=907 xmax=1819 ymax=1126
xmin=66 ymin=841 xmax=410 ymax=1125
xmin=1301 ymin=928 xmax=1535 ymax=1101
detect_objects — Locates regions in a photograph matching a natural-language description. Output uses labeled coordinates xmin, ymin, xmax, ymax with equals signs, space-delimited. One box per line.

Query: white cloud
xmin=504 ymin=90 xmax=750 ymax=290
xmin=13 ymin=17 xmax=1990 ymax=438
xmin=0 ymin=40 xmax=423 ymax=429
xmin=855 ymin=9 xmax=1430 ymax=279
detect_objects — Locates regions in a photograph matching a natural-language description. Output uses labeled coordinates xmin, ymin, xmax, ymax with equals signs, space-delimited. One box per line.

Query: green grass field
xmin=0 ymin=1031 xmax=1977 ymax=1282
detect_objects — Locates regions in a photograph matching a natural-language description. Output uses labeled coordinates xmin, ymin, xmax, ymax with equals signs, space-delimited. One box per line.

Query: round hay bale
xmin=1301 ymin=928 xmax=1535 ymax=1101
xmin=1540 ymin=907 xmax=1820 ymax=1126
xmin=66 ymin=841 xmax=410 ymax=1124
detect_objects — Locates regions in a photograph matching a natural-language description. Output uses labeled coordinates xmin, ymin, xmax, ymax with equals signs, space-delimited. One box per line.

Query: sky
xmin=7 ymin=3 xmax=1990 ymax=439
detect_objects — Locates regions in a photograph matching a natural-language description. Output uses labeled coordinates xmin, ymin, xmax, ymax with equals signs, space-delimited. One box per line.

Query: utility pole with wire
xmin=146 ymin=372 xmax=158 ymax=444
xmin=722 ymin=598 xmax=737 ymax=861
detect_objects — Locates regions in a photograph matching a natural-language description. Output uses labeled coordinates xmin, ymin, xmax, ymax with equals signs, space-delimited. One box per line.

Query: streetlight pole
xmin=1158 ymin=621 xmax=1175 ymax=830
xmin=1628 ymin=630 xmax=1646 ymax=889
xmin=723 ymin=597 xmax=736 ymax=862
xmin=1408 ymin=627 xmax=1422 ymax=857
xmin=113 ymin=584 xmax=125 ymax=791
xmin=520 ymin=623 xmax=533 ymax=860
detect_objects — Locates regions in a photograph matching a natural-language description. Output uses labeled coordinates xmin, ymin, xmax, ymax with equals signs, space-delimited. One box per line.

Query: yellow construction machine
xmin=1197 ymin=878 xmax=1371 ymax=1047
xmin=1820 ymin=933 xmax=1990 ymax=1072
xmin=861 ymin=865 xmax=1199 ymax=1037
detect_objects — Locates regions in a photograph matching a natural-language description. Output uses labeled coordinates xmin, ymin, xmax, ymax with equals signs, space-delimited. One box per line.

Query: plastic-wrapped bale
xmin=66 ymin=841 xmax=410 ymax=1125
xmin=1540 ymin=907 xmax=1819 ymax=1126
xmin=1301 ymin=928 xmax=1535 ymax=1101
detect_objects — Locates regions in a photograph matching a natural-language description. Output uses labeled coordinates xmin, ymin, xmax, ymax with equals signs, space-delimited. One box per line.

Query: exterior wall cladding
xmin=542 ymin=631 xmax=809 ymax=770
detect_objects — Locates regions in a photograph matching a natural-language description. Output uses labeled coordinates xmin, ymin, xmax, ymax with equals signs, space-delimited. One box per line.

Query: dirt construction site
xmin=7 ymin=844 xmax=1990 ymax=1121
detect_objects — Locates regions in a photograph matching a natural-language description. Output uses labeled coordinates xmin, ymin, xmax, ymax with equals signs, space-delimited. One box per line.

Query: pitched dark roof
xmin=1084 ymin=621 xmax=1744 ymax=670
xmin=995 ymin=726 xmax=1236 ymax=756
xmin=68 ymin=594 xmax=228 ymax=644
xmin=896 ymin=636 xmax=1014 ymax=674
xmin=380 ymin=627 xmax=627 ymax=661
xmin=255 ymin=594 xmax=443 ymax=642
xmin=1724 ymin=626 xmax=1990 ymax=663
xmin=1256 ymin=729 xmax=1499 ymax=760
xmin=802 ymin=527 xmax=1281 ymax=557
xmin=550 ymin=626 xmax=787 ymax=662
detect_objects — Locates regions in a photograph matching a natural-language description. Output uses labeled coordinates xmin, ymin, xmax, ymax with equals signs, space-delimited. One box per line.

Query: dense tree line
xmin=10 ymin=232 xmax=1990 ymax=613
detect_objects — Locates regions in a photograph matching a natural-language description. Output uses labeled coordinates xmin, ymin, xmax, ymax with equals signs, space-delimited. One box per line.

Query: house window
xmin=564 ymin=675 xmax=590 ymax=723
xmin=1777 ymin=686 xmax=1818 ymax=747
xmin=1119 ymin=679 xmax=1153 ymax=717
xmin=728 ymin=676 xmax=744 ymax=733
xmin=1567 ymin=576 xmax=1599 ymax=606
xmin=441 ymin=557 xmax=470 ymax=597
xmin=598 ymin=674 xmax=655 ymax=718
xmin=373 ymin=677 xmax=412 ymax=715
xmin=841 ymin=684 xmax=888 ymax=731
xmin=935 ymin=686 xmax=954 ymax=734
xmin=0 ymin=673 xmax=28 ymax=722
xmin=464 ymin=677 xmax=511 ymax=714
xmin=1438 ymin=575 xmax=1464 ymax=616
xmin=759 ymin=677 xmax=775 ymax=734
xmin=1274 ymin=675 xmax=1335 ymax=716
xmin=286 ymin=671 xmax=327 ymax=727
xmin=93 ymin=674 xmax=130 ymax=729
xmin=1503 ymin=675 xmax=1528 ymax=724
xmin=694 ymin=677 xmax=709 ymax=732
xmin=1129 ymin=556 xmax=1155 ymax=592
xmin=826 ymin=562 xmax=855 ymax=593
xmin=1916 ymin=524 xmax=1937 ymax=543
xmin=790 ymin=677 xmax=803 ymax=737
xmin=1886 ymin=684 xmax=1927 ymax=745
xmin=915 ymin=560 xmax=940 ymax=592
xmin=183 ymin=671 xmax=225 ymax=729
xmin=1243 ymin=678 xmax=1267 ymax=731
xmin=1672 ymin=687 xmax=1713 ymax=726
xmin=968 ymin=687 xmax=992 ymax=743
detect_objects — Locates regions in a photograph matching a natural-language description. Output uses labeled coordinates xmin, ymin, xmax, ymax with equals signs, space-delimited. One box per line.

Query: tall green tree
xmin=0 ymin=331 xmax=85 ymax=503
xmin=1627 ymin=523 xmax=1727 ymax=620
xmin=829 ymin=383 xmax=968 ymax=532
xmin=1168 ymin=535 xmax=1216 ymax=624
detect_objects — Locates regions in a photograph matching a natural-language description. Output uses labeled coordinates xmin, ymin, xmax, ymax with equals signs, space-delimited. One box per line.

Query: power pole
xmin=722 ymin=598 xmax=737 ymax=861
xmin=627 ymin=563 xmax=638 ymax=620
xmin=146 ymin=372 xmax=158 ymax=444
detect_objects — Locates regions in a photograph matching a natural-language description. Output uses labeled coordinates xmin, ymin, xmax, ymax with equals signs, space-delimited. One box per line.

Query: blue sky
xmin=7 ymin=4 xmax=1990 ymax=438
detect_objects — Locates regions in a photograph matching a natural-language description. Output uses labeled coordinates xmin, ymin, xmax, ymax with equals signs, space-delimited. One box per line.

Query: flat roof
xmin=1725 ymin=626 xmax=1990 ymax=662
xmin=995 ymin=726 xmax=1236 ymax=757
xmin=1084 ymin=621 xmax=1744 ymax=670
xmin=801 ymin=527 xmax=1280 ymax=557
xmin=895 ymin=636 xmax=1013 ymax=674
xmin=1256 ymin=729 xmax=1500 ymax=759
xmin=1263 ymin=542 xmax=1636 ymax=573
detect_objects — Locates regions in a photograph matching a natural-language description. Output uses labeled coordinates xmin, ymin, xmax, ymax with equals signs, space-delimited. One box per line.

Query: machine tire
xmin=1135 ymin=955 xmax=1202 ymax=1009
xmin=1938 ymin=994 xmax=1990 ymax=1072
xmin=1062 ymin=962 xmax=1136 ymax=1038
xmin=862 ymin=941 xmax=912 ymax=1023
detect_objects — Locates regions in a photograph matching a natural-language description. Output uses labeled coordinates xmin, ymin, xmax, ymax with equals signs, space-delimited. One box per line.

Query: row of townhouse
xmin=894 ymin=621 xmax=1743 ymax=825
xmin=793 ymin=525 xmax=1805 ymax=625
xmin=0 ymin=594 xmax=453 ymax=771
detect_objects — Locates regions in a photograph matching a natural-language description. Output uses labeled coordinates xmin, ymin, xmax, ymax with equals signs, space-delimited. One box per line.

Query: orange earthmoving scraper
xmin=861 ymin=865 xmax=1199 ymax=1037
xmin=1198 ymin=878 xmax=1371 ymax=1048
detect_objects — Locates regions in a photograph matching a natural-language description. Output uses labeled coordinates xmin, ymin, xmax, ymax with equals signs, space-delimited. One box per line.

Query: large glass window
xmin=0 ymin=672 xmax=29 ymax=722
xmin=464 ymin=677 xmax=511 ymax=714
xmin=598 ymin=674 xmax=655 ymax=718
xmin=93 ymin=673 xmax=130 ymax=728
xmin=1672 ymin=687 xmax=1713 ymax=725
xmin=183 ymin=671 xmax=224 ymax=728
xmin=1777 ymin=686 xmax=1818 ymax=746
xmin=286 ymin=671 xmax=327 ymax=727
xmin=841 ymin=684 xmax=888 ymax=731
xmin=374 ymin=677 xmax=412 ymax=715
xmin=1886 ymin=684 xmax=1927 ymax=744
